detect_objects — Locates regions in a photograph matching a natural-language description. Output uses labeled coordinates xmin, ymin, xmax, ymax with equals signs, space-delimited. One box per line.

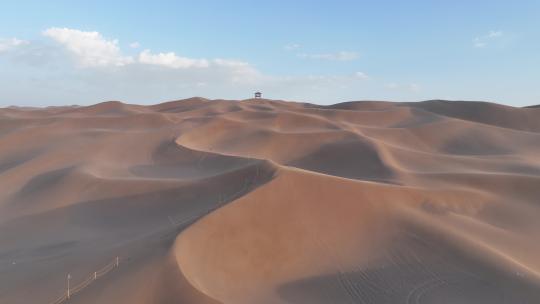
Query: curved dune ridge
xmin=1 ymin=98 xmax=540 ymax=303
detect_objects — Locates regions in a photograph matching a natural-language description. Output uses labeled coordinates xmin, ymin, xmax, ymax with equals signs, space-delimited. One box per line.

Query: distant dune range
xmin=1 ymin=98 xmax=540 ymax=303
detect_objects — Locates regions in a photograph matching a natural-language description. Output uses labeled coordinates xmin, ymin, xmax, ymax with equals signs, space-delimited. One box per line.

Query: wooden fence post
xmin=67 ymin=273 xmax=71 ymax=299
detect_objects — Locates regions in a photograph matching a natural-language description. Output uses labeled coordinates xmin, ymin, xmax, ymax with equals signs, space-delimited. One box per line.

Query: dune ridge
xmin=1 ymin=98 xmax=540 ymax=303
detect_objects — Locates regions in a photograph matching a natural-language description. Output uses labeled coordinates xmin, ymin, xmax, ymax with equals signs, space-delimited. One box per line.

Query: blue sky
xmin=0 ymin=0 xmax=539 ymax=106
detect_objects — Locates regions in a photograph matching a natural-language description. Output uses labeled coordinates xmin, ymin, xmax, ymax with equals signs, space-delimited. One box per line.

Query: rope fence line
xmin=47 ymin=257 xmax=120 ymax=304
xmin=45 ymin=164 xmax=270 ymax=303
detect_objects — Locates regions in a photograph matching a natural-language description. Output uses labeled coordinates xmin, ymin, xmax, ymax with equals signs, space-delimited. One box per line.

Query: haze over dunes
xmin=1 ymin=98 xmax=540 ymax=303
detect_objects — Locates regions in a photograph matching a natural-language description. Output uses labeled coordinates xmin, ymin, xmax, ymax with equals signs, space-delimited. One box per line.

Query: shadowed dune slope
xmin=1 ymin=98 xmax=540 ymax=303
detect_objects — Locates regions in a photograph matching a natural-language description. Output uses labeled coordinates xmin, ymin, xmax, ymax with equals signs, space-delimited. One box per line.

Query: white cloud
xmin=354 ymin=71 xmax=369 ymax=79
xmin=138 ymin=49 xmax=209 ymax=68
xmin=298 ymin=51 xmax=359 ymax=61
xmin=487 ymin=31 xmax=503 ymax=38
xmin=473 ymin=30 xmax=503 ymax=48
xmin=0 ymin=38 xmax=29 ymax=52
xmin=473 ymin=40 xmax=486 ymax=48
xmin=41 ymin=27 xmax=258 ymax=74
xmin=129 ymin=42 xmax=140 ymax=49
xmin=213 ymin=58 xmax=249 ymax=68
xmin=43 ymin=27 xmax=133 ymax=67
xmin=208 ymin=59 xmax=263 ymax=84
xmin=284 ymin=43 xmax=301 ymax=51
xmin=41 ymin=28 xmax=260 ymax=77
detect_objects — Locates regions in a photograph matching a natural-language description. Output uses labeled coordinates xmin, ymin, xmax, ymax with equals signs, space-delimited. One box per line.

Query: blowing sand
xmin=1 ymin=98 xmax=540 ymax=303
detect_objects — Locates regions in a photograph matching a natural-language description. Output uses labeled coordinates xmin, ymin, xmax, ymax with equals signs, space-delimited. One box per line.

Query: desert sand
xmin=1 ymin=98 xmax=540 ymax=303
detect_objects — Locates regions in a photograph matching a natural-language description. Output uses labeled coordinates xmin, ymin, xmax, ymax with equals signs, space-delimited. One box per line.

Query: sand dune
xmin=1 ymin=98 xmax=540 ymax=303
